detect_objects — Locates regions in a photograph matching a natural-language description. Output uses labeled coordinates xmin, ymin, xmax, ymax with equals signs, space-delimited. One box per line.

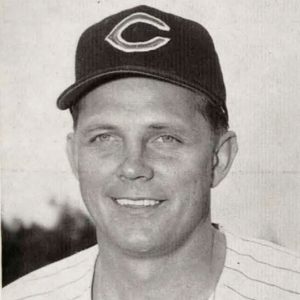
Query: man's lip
xmin=111 ymin=197 xmax=166 ymax=202
xmin=111 ymin=196 xmax=164 ymax=201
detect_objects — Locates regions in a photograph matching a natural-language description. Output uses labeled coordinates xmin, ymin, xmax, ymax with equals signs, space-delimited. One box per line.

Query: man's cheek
xmin=78 ymin=152 xmax=103 ymax=172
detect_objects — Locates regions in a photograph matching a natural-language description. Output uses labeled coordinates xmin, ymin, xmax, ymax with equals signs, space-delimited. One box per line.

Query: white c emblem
xmin=105 ymin=12 xmax=171 ymax=53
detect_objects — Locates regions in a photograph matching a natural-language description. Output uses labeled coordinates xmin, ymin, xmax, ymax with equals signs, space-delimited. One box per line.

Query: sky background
xmin=1 ymin=0 xmax=300 ymax=251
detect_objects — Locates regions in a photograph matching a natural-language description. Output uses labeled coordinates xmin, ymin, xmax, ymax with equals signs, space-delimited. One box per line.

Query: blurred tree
xmin=2 ymin=203 xmax=96 ymax=286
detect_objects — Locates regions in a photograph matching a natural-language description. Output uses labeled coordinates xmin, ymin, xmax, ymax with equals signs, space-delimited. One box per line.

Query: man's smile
xmin=111 ymin=197 xmax=166 ymax=208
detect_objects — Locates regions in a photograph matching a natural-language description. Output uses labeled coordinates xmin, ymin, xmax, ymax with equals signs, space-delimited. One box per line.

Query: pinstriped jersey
xmin=213 ymin=231 xmax=300 ymax=299
xmin=3 ymin=231 xmax=300 ymax=300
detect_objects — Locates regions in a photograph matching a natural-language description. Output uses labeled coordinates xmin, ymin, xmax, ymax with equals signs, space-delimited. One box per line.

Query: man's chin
xmin=103 ymin=230 xmax=172 ymax=258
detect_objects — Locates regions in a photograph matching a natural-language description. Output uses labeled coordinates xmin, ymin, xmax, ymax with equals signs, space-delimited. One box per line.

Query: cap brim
xmin=57 ymin=66 xmax=220 ymax=110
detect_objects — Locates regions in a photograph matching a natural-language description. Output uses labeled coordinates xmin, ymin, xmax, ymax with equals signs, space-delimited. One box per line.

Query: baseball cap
xmin=57 ymin=5 xmax=227 ymax=120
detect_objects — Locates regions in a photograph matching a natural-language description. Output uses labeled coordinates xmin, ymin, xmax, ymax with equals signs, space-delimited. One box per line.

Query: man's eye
xmin=91 ymin=134 xmax=112 ymax=143
xmin=155 ymin=135 xmax=181 ymax=143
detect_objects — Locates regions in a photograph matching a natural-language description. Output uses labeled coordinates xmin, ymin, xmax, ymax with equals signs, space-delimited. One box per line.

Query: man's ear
xmin=211 ymin=131 xmax=238 ymax=188
xmin=66 ymin=132 xmax=79 ymax=180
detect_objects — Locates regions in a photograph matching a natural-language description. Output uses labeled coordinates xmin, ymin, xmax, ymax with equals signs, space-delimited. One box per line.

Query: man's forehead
xmin=76 ymin=76 xmax=205 ymax=115
xmin=73 ymin=77 xmax=211 ymax=134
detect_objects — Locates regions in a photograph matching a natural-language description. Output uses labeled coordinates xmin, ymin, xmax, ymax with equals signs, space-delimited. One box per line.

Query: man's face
xmin=68 ymin=77 xmax=217 ymax=256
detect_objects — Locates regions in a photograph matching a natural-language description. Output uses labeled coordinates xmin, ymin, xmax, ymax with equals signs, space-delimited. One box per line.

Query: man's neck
xmin=92 ymin=223 xmax=226 ymax=300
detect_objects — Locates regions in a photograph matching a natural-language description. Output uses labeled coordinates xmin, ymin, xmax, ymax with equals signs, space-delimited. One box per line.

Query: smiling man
xmin=3 ymin=5 xmax=300 ymax=300
xmin=68 ymin=76 xmax=231 ymax=300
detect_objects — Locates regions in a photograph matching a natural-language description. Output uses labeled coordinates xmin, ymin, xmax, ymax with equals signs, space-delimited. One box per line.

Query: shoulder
xmin=218 ymin=230 xmax=300 ymax=299
xmin=2 ymin=245 xmax=98 ymax=300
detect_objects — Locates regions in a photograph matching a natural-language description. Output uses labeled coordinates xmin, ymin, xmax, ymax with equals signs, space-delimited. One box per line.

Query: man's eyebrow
xmin=148 ymin=122 xmax=203 ymax=135
xmin=148 ymin=123 xmax=180 ymax=130
xmin=149 ymin=124 xmax=168 ymax=130
xmin=81 ymin=124 xmax=117 ymax=133
xmin=148 ymin=123 xmax=188 ymax=132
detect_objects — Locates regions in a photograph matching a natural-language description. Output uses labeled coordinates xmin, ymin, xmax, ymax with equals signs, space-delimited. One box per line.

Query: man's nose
xmin=117 ymin=146 xmax=154 ymax=181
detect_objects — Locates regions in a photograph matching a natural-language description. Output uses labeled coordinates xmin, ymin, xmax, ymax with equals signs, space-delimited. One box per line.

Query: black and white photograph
xmin=1 ymin=1 xmax=300 ymax=299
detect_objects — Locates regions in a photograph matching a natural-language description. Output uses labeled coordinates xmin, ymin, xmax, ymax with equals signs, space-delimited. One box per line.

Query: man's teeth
xmin=115 ymin=198 xmax=160 ymax=207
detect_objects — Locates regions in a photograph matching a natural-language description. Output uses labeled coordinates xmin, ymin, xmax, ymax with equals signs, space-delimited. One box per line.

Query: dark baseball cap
xmin=57 ymin=5 xmax=227 ymax=120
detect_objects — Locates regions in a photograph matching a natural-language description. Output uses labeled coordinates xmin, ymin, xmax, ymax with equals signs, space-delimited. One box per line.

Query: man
xmin=3 ymin=5 xmax=300 ymax=300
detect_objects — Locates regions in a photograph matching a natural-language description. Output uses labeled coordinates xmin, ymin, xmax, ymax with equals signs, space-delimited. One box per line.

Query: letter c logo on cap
xmin=105 ymin=12 xmax=171 ymax=53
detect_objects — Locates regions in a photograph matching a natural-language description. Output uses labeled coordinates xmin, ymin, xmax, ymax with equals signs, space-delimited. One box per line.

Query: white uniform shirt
xmin=3 ymin=231 xmax=300 ymax=300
